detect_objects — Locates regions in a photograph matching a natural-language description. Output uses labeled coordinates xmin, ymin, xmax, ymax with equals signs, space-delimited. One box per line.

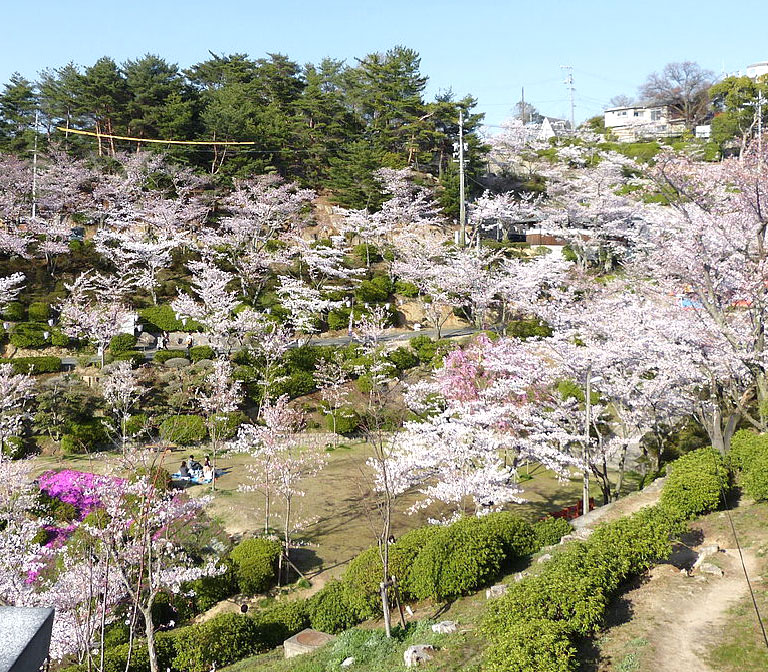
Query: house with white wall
xmin=604 ymin=103 xmax=686 ymax=142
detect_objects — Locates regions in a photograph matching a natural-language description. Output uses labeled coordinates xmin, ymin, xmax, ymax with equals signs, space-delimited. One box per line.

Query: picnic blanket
xmin=171 ymin=470 xmax=222 ymax=485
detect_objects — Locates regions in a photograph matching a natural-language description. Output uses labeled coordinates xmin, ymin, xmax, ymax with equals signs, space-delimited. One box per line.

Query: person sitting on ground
xmin=179 ymin=461 xmax=190 ymax=478
xmin=204 ymin=455 xmax=211 ymax=468
xmin=202 ymin=463 xmax=214 ymax=482
xmin=189 ymin=455 xmax=202 ymax=473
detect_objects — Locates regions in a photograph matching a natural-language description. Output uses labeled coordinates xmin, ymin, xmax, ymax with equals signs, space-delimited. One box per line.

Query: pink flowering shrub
xmin=38 ymin=469 xmax=123 ymax=520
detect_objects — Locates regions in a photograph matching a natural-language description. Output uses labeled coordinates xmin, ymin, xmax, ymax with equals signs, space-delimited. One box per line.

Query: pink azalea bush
xmin=38 ymin=469 xmax=123 ymax=519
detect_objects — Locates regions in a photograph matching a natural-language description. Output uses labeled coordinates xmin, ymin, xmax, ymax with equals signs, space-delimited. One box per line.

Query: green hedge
xmin=189 ymin=345 xmax=215 ymax=362
xmin=28 ymin=302 xmax=51 ymax=322
xmin=230 ymin=537 xmax=282 ymax=595
xmin=0 ymin=356 xmax=61 ymax=374
xmin=308 ymin=580 xmax=365 ymax=634
xmin=252 ymin=599 xmax=310 ymax=649
xmin=533 ymin=517 xmax=573 ymax=548
xmin=2 ymin=301 xmax=25 ymax=321
xmin=139 ymin=304 xmax=202 ymax=332
xmin=109 ymin=333 xmax=137 ymax=354
xmin=159 ymin=415 xmax=207 ymax=445
xmin=659 ymin=447 xmax=729 ymax=520
xmin=60 ymin=419 xmax=109 ymax=454
xmin=153 ymin=349 xmax=188 ymax=363
xmin=387 ymin=346 xmax=419 ymax=372
xmin=10 ymin=322 xmax=49 ymax=348
xmin=171 ymin=614 xmax=261 ymax=672
xmin=729 ymin=430 xmax=767 ymax=471
xmin=327 ymin=407 xmax=360 ymax=435
xmin=483 ymin=619 xmax=577 ymax=672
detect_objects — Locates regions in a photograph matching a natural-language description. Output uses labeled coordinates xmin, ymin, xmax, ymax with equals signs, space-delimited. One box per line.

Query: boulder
xmin=431 ymin=620 xmax=457 ymax=634
xmin=692 ymin=544 xmax=721 ymax=570
xmin=136 ymin=332 xmax=156 ymax=348
xmin=537 ymin=553 xmax=553 ymax=564
xmin=486 ymin=584 xmax=507 ymax=599
xmin=698 ymin=562 xmax=724 ymax=577
xmin=341 ymin=657 xmax=355 ymax=667
xmin=404 ymin=645 xmax=434 ymax=668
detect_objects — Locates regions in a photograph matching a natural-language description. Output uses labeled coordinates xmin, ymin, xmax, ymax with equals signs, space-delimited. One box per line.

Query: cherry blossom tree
xmin=0 ymin=364 xmax=35 ymax=462
xmin=0 ymin=272 xmax=25 ymax=312
xmin=314 ymin=355 xmax=349 ymax=447
xmin=276 ymin=276 xmax=340 ymax=343
xmin=197 ymin=358 xmax=242 ymax=490
xmin=101 ymin=360 xmax=145 ymax=455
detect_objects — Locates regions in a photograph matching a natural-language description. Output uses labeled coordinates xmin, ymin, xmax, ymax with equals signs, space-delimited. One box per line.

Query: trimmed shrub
xmin=189 ymin=345 xmax=215 ymax=362
xmin=484 ymin=619 xmax=577 ymax=672
xmin=409 ymin=517 xmax=506 ymax=602
xmin=171 ymin=613 xmax=261 ymax=672
xmin=230 ymin=537 xmax=282 ymax=595
xmin=0 ymin=356 xmax=62 ymax=375
xmin=187 ymin=559 xmax=239 ymax=613
xmin=139 ymin=304 xmax=202 ymax=332
xmin=741 ymin=451 xmax=768 ymax=501
xmin=123 ymin=413 xmax=149 ymax=438
xmin=10 ymin=322 xmax=48 ymax=348
xmin=307 ymin=580 xmax=364 ymax=634
xmin=272 ymin=370 xmax=316 ymax=399
xmin=390 ymin=526 xmax=442 ymax=600
xmin=410 ymin=335 xmax=437 ymax=363
xmin=209 ymin=411 xmax=247 ymax=441
xmin=61 ymin=419 xmax=108 ymax=454
xmin=252 ymin=599 xmax=310 ymax=649
xmin=109 ymin=333 xmax=137 ymax=355
xmin=50 ymin=330 xmax=70 ymax=347
xmin=479 ymin=512 xmax=538 ymax=559
xmin=387 ymin=347 xmax=419 ymax=372
xmin=2 ymin=301 xmax=26 ymax=321
xmin=353 ymin=243 xmax=383 ymax=264
xmin=109 ymin=350 xmax=144 ymax=366
xmin=394 ymin=280 xmax=419 ymax=298
xmin=159 ymin=415 xmax=207 ymax=446
xmin=28 ymin=302 xmax=51 ymax=323
xmin=729 ymin=430 xmax=767 ymax=471
xmin=153 ymin=349 xmax=188 ymax=363
xmin=354 ymin=275 xmax=392 ymax=303
xmin=533 ymin=517 xmax=573 ymax=548
xmin=659 ymin=447 xmax=729 ymax=520
xmin=328 ymin=407 xmax=360 ymax=435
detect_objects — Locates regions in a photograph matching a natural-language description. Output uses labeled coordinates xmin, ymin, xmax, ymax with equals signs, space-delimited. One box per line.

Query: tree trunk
xmin=142 ymin=606 xmax=158 ymax=672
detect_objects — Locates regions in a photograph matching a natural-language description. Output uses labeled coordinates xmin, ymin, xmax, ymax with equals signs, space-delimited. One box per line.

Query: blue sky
xmin=3 ymin=0 xmax=767 ymax=129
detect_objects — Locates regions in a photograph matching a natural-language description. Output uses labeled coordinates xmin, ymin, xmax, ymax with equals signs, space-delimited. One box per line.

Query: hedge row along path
xmin=582 ymin=483 xmax=762 ymax=672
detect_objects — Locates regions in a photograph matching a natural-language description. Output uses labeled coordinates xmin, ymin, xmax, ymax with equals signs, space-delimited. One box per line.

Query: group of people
xmin=178 ymin=454 xmax=214 ymax=482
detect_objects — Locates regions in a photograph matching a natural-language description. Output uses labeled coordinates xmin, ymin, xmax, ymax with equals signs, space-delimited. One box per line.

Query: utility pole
xmin=458 ymin=110 xmax=466 ymax=247
xmin=31 ymin=109 xmax=39 ymax=219
xmin=561 ymin=65 xmax=575 ymax=133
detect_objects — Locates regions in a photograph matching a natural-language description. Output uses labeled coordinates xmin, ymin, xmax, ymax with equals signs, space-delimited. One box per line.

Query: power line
xmin=55 ymin=127 xmax=259 ymax=146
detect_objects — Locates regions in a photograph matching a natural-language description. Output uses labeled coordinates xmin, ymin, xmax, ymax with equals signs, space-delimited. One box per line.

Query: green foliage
xmin=171 ymin=613 xmax=262 ymax=672
xmin=109 ymin=333 xmax=137 ymax=354
xmin=27 ymin=302 xmax=51 ymax=322
xmin=189 ymin=345 xmax=215 ymax=362
xmin=741 ymin=451 xmax=768 ymax=501
xmin=328 ymin=406 xmax=360 ymax=435
xmin=252 ymin=599 xmax=310 ymax=649
xmin=354 ymin=274 xmax=393 ymax=303
xmin=230 ymin=537 xmax=282 ymax=595
xmin=35 ymin=490 xmax=79 ymax=523
xmin=273 ymin=370 xmax=316 ymax=399
xmin=49 ymin=330 xmax=70 ymax=347
xmin=2 ymin=301 xmax=26 ymax=321
xmin=0 ymin=356 xmax=62 ymax=374
xmin=729 ymin=430 xmax=767 ymax=471
xmin=139 ymin=304 xmax=202 ymax=332
xmin=353 ymin=243 xmax=383 ymax=264
xmin=210 ymin=410 xmax=247 ymax=441
xmin=484 ymin=619 xmax=577 ymax=672
xmin=410 ymin=335 xmax=437 ymax=363
xmin=124 ymin=413 xmax=149 ymax=438
xmin=308 ymin=579 xmax=364 ymax=634
xmin=387 ymin=346 xmax=419 ymax=372
xmin=159 ymin=414 xmax=207 ymax=445
xmin=533 ymin=517 xmax=573 ymax=548
xmin=506 ymin=318 xmax=553 ymax=340
xmin=394 ymin=279 xmax=419 ymax=297
xmin=10 ymin=322 xmax=48 ymax=348
xmin=409 ymin=517 xmax=506 ymax=602
xmin=659 ymin=447 xmax=729 ymax=520
xmin=60 ymin=419 xmax=108 ymax=454
xmin=187 ymin=559 xmax=239 ymax=612
xmin=153 ymin=349 xmax=188 ymax=363
xmin=479 ymin=512 xmax=538 ymax=559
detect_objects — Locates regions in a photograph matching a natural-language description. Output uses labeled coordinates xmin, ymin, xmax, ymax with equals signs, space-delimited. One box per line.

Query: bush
xmin=139 ymin=304 xmax=202 ymax=332
xmin=60 ymin=419 xmax=108 ymax=454
xmin=171 ymin=613 xmax=261 ymax=672
xmin=10 ymin=322 xmax=48 ymax=348
xmin=188 ymin=558 xmax=240 ymax=612
xmin=28 ymin=302 xmax=50 ymax=323
xmin=353 ymin=243 xmax=383 ymax=264
xmin=153 ymin=349 xmax=188 ymax=363
xmin=308 ymin=580 xmax=364 ymax=634
xmin=390 ymin=526 xmax=442 ymax=600
xmin=410 ymin=335 xmax=437 ymax=363
xmin=394 ymin=280 xmax=419 ymax=298
xmin=189 ymin=345 xmax=215 ymax=362
xmin=210 ymin=411 xmax=247 ymax=441
xmin=327 ymin=308 xmax=351 ymax=331
xmin=506 ymin=318 xmax=553 ymax=339
xmin=230 ymin=537 xmax=282 ymax=595
xmin=49 ymin=330 xmax=70 ymax=347
xmin=272 ymin=370 xmax=316 ymax=399
xmin=659 ymin=447 xmax=729 ymax=520
xmin=0 ymin=356 xmax=62 ymax=375
xmin=387 ymin=347 xmax=419 ymax=371
xmin=729 ymin=430 xmax=767 ymax=471
xmin=123 ymin=413 xmax=149 ymax=438
xmin=252 ymin=599 xmax=310 ymax=649
xmin=484 ymin=619 xmax=577 ymax=672
xmin=409 ymin=517 xmax=506 ymax=601
xmin=328 ymin=407 xmax=360 ymax=435
xmin=533 ymin=517 xmax=573 ymax=548
xmin=354 ymin=275 xmax=393 ymax=303
xmin=2 ymin=301 xmax=26 ymax=321
xmin=741 ymin=451 xmax=768 ymax=501
xmin=159 ymin=415 xmax=207 ymax=445
xmin=108 ymin=350 xmax=144 ymax=367
xmin=109 ymin=333 xmax=137 ymax=355
xmin=479 ymin=512 xmax=538 ymax=559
